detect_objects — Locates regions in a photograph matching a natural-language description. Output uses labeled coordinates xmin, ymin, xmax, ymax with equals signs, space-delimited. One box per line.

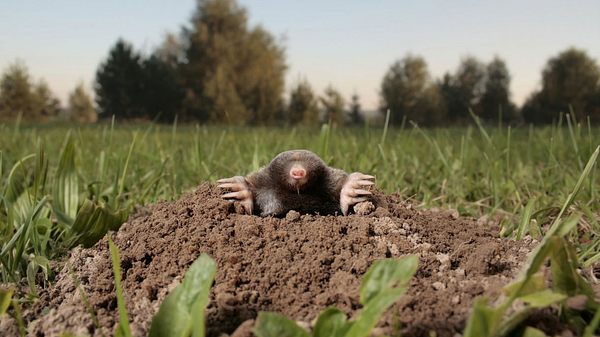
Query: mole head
xmin=269 ymin=150 xmax=327 ymax=191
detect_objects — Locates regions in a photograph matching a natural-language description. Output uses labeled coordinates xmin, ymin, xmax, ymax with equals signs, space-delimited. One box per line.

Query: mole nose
xmin=290 ymin=167 xmax=306 ymax=180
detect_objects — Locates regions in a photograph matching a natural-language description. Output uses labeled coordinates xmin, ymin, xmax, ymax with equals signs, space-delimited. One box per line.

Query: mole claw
xmin=354 ymin=189 xmax=372 ymax=196
xmin=353 ymin=181 xmax=375 ymax=188
xmin=340 ymin=172 xmax=375 ymax=215
xmin=218 ymin=182 xmax=244 ymax=191
xmin=241 ymin=200 xmax=254 ymax=215
xmin=217 ymin=176 xmax=246 ymax=184
xmin=222 ymin=191 xmax=239 ymax=199
xmin=222 ymin=190 xmax=251 ymax=200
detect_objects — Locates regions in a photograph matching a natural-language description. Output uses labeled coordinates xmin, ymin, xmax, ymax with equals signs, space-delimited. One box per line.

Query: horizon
xmin=1 ymin=0 xmax=599 ymax=110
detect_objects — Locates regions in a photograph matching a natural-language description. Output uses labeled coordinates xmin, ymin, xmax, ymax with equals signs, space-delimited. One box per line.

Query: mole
xmin=217 ymin=149 xmax=375 ymax=216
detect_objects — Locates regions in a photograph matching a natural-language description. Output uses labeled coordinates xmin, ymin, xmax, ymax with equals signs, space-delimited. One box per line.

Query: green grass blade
xmin=469 ymin=108 xmax=492 ymax=146
xmin=380 ymin=109 xmax=390 ymax=146
xmin=566 ymin=108 xmax=584 ymax=170
xmin=547 ymin=145 xmax=598 ymax=237
xmin=108 ymin=236 xmax=132 ymax=337
xmin=583 ymin=305 xmax=600 ymax=337
xmin=318 ymin=124 xmax=331 ymax=161
xmin=516 ymin=199 xmax=536 ymax=240
xmin=118 ymin=132 xmax=138 ymax=196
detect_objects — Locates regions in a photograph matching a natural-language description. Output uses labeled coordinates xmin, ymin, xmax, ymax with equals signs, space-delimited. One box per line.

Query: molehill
xmin=9 ymin=183 xmax=546 ymax=336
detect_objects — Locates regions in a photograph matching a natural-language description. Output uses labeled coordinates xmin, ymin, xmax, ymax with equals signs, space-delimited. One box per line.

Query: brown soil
xmin=14 ymin=184 xmax=540 ymax=336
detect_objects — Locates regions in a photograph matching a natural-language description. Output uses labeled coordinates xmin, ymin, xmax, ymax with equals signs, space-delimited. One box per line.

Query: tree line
xmin=0 ymin=61 xmax=96 ymax=123
xmin=1 ymin=0 xmax=599 ymax=126
xmin=381 ymin=49 xmax=600 ymax=126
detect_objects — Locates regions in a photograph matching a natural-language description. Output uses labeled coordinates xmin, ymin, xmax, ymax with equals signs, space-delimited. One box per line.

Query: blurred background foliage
xmin=1 ymin=0 xmax=599 ymax=127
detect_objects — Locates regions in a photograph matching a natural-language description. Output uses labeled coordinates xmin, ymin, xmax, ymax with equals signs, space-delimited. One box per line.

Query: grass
xmin=1 ymin=122 xmax=598 ymax=213
xmin=0 ymin=117 xmax=598 ymax=334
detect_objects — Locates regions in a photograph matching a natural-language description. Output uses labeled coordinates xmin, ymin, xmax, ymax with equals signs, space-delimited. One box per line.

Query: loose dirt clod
xmin=17 ymin=184 xmax=536 ymax=337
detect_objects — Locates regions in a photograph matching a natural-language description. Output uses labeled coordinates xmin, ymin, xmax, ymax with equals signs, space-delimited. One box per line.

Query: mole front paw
xmin=340 ymin=172 xmax=375 ymax=215
xmin=217 ymin=176 xmax=254 ymax=215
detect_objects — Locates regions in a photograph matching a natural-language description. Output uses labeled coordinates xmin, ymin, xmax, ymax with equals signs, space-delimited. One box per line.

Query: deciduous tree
xmin=68 ymin=83 xmax=97 ymax=123
xmin=320 ymin=85 xmax=345 ymax=126
xmin=522 ymin=47 xmax=600 ymax=124
xmin=348 ymin=93 xmax=364 ymax=125
xmin=181 ymin=0 xmax=286 ymax=124
xmin=287 ymin=79 xmax=319 ymax=126
xmin=479 ymin=57 xmax=517 ymax=123
xmin=0 ymin=61 xmax=38 ymax=121
xmin=439 ymin=56 xmax=486 ymax=122
xmin=380 ymin=55 xmax=446 ymax=126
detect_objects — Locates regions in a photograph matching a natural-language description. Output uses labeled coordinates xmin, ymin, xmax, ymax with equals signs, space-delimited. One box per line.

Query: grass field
xmin=0 ymin=118 xmax=599 ymax=335
xmin=1 ymin=119 xmax=598 ymax=213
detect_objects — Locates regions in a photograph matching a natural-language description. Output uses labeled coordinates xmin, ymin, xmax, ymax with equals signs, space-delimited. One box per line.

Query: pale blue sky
xmin=1 ymin=0 xmax=599 ymax=110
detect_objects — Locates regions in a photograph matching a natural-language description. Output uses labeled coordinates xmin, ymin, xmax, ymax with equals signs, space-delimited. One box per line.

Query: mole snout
xmin=290 ymin=166 xmax=306 ymax=180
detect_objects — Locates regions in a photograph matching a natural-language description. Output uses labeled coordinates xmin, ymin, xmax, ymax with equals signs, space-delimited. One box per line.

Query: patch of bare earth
xmin=13 ymin=184 xmax=539 ymax=336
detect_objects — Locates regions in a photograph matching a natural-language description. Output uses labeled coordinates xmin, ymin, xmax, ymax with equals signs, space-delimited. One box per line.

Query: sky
xmin=1 ymin=0 xmax=599 ymax=110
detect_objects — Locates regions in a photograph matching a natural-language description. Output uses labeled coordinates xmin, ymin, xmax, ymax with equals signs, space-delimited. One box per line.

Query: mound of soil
xmin=18 ymin=184 xmax=537 ymax=336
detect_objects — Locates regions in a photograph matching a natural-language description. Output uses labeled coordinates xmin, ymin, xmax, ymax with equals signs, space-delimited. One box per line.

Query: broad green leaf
xmin=359 ymin=255 xmax=418 ymax=305
xmin=346 ymin=286 xmax=409 ymax=337
xmin=27 ymin=260 xmax=38 ymax=293
xmin=7 ymin=196 xmax=50 ymax=273
xmin=53 ymin=134 xmax=79 ymax=221
xmin=0 ymin=287 xmax=13 ymax=315
xmin=150 ymin=296 xmax=190 ymax=337
xmin=9 ymin=190 xmax=35 ymax=228
xmin=462 ymin=297 xmax=501 ymax=337
xmin=68 ymin=199 xmax=128 ymax=248
xmin=522 ymin=327 xmax=548 ymax=337
xmin=513 ymin=235 xmax=558 ymax=295
xmin=549 ymin=236 xmax=594 ymax=298
xmin=555 ymin=213 xmax=581 ymax=238
xmin=31 ymin=145 xmax=49 ymax=204
xmin=33 ymin=217 xmax=52 ymax=255
xmin=253 ymin=312 xmax=311 ymax=337
xmin=503 ymin=272 xmax=546 ymax=298
xmin=149 ymin=254 xmax=216 ymax=337
xmin=108 ymin=237 xmax=132 ymax=337
xmin=189 ymin=255 xmax=216 ymax=337
xmin=519 ymin=289 xmax=567 ymax=308
xmin=498 ymin=307 xmax=536 ymax=336
xmin=3 ymin=154 xmax=35 ymax=204
xmin=313 ymin=307 xmax=350 ymax=337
